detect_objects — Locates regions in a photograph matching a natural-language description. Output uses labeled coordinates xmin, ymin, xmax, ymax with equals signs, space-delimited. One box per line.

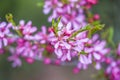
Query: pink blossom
xmin=49 ymin=22 xmax=73 ymax=61
xmin=8 ymin=48 xmax=22 ymax=67
xmin=8 ymin=54 xmax=22 ymax=67
xmin=0 ymin=22 xmax=12 ymax=48
xmin=106 ymin=60 xmax=120 ymax=80
xmin=85 ymin=34 xmax=109 ymax=60
xmin=43 ymin=0 xmax=87 ymax=29
xmin=85 ymin=34 xmax=110 ymax=69
xmin=15 ymin=38 xmax=44 ymax=60
xmin=14 ymin=20 xmax=37 ymax=40
xmin=34 ymin=26 xmax=48 ymax=44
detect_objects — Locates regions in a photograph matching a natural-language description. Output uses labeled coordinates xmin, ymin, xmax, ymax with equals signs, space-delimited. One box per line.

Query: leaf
xmin=88 ymin=24 xmax=104 ymax=38
xmin=108 ymin=27 xmax=114 ymax=42
xmin=68 ymin=24 xmax=91 ymax=40
xmin=5 ymin=13 xmax=23 ymax=37
xmin=101 ymin=27 xmax=115 ymax=47
xmin=52 ymin=17 xmax=61 ymax=36
xmin=5 ymin=13 xmax=16 ymax=26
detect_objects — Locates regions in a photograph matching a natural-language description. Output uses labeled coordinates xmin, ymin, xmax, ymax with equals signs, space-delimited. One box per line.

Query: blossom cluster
xmin=0 ymin=0 xmax=108 ymax=72
xmin=0 ymin=19 xmax=109 ymax=71
xmin=104 ymin=44 xmax=120 ymax=80
xmin=43 ymin=0 xmax=99 ymax=30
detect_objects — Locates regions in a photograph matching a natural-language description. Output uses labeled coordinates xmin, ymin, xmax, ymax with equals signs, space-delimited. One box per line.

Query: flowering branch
xmin=0 ymin=0 xmax=120 ymax=80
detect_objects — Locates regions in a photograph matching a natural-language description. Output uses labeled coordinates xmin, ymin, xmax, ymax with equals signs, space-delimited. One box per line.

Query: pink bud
xmin=25 ymin=57 xmax=34 ymax=64
xmin=48 ymin=27 xmax=54 ymax=32
xmin=54 ymin=59 xmax=61 ymax=65
xmin=73 ymin=67 xmax=80 ymax=74
xmin=87 ymin=0 xmax=98 ymax=5
xmin=45 ymin=45 xmax=54 ymax=53
xmin=93 ymin=14 xmax=100 ymax=20
xmin=44 ymin=58 xmax=51 ymax=65
xmin=105 ymin=58 xmax=111 ymax=64
xmin=85 ymin=4 xmax=92 ymax=9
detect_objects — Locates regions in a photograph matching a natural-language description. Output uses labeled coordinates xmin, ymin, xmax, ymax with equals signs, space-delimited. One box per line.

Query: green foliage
xmin=68 ymin=22 xmax=104 ymax=40
xmin=5 ymin=13 xmax=22 ymax=37
xmin=5 ymin=13 xmax=16 ymax=26
xmin=88 ymin=21 xmax=104 ymax=38
xmin=101 ymin=27 xmax=115 ymax=48
xmin=61 ymin=0 xmax=69 ymax=4
xmin=37 ymin=1 xmax=44 ymax=7
xmin=52 ymin=17 xmax=61 ymax=36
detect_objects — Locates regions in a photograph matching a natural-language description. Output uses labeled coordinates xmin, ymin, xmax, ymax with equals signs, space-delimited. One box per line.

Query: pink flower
xmin=49 ymin=22 xmax=90 ymax=62
xmin=34 ymin=26 xmax=48 ymax=44
xmin=14 ymin=20 xmax=37 ymax=40
xmin=43 ymin=0 xmax=63 ymax=22
xmin=43 ymin=0 xmax=87 ymax=29
xmin=15 ymin=38 xmax=44 ymax=60
xmin=106 ymin=60 xmax=120 ymax=80
xmin=85 ymin=34 xmax=109 ymax=60
xmin=84 ymin=34 xmax=110 ymax=69
xmin=0 ymin=22 xmax=12 ymax=48
xmin=8 ymin=54 xmax=22 ymax=67
xmin=8 ymin=47 xmax=22 ymax=67
xmin=49 ymin=22 xmax=74 ymax=61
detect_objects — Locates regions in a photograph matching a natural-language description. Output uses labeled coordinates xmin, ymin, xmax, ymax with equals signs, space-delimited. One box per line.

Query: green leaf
xmin=37 ymin=2 xmax=44 ymax=7
xmin=88 ymin=24 xmax=104 ymax=38
xmin=101 ymin=27 xmax=115 ymax=48
xmin=5 ymin=13 xmax=16 ymax=26
xmin=61 ymin=0 xmax=69 ymax=4
xmin=68 ymin=24 xmax=91 ymax=40
xmin=5 ymin=13 xmax=22 ymax=37
xmin=52 ymin=17 xmax=61 ymax=36
xmin=108 ymin=27 xmax=114 ymax=42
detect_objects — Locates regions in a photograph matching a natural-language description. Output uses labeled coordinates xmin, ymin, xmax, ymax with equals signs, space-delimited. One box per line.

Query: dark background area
xmin=0 ymin=0 xmax=120 ymax=80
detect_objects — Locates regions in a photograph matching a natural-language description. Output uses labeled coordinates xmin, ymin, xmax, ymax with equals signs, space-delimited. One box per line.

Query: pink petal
xmin=79 ymin=55 xmax=89 ymax=64
xmin=41 ymin=26 xmax=47 ymax=34
xmin=19 ymin=20 xmax=25 ymax=26
xmin=30 ymin=27 xmax=37 ymax=33
xmin=0 ymin=22 xmax=6 ymax=28
xmin=55 ymin=49 xmax=62 ymax=58
xmin=26 ymin=21 xmax=32 ymax=26
xmin=93 ymin=52 xmax=101 ymax=60
xmin=95 ymin=63 xmax=101 ymax=70
xmin=43 ymin=7 xmax=51 ymax=14
xmin=55 ymin=42 xmax=60 ymax=49
xmin=3 ymin=38 xmax=8 ymax=46
xmin=62 ymin=41 xmax=71 ymax=49
xmin=67 ymin=50 xmax=71 ymax=61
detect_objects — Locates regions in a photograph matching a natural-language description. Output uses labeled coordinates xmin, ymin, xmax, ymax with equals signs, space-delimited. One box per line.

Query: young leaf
xmin=88 ymin=24 xmax=104 ymax=38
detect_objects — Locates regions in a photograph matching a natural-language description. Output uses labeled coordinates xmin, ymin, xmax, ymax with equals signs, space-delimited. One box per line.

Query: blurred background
xmin=0 ymin=0 xmax=120 ymax=80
